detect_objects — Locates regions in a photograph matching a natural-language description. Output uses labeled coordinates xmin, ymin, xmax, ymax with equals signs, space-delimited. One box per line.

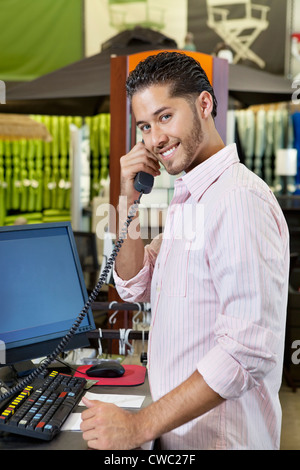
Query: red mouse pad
xmin=75 ymin=364 xmax=146 ymax=386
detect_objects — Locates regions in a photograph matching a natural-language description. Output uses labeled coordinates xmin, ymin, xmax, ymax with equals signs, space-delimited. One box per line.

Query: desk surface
xmin=0 ymin=372 xmax=152 ymax=450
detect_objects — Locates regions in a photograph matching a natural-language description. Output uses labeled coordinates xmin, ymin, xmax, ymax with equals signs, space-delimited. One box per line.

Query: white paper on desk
xmin=61 ymin=413 xmax=82 ymax=431
xmin=79 ymin=392 xmax=145 ymax=409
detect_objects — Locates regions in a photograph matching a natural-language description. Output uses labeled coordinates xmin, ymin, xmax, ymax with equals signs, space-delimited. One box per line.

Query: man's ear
xmin=196 ymin=91 xmax=213 ymax=119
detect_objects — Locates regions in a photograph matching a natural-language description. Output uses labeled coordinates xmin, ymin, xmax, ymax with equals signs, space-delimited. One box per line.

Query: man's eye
xmin=161 ymin=114 xmax=171 ymax=122
xmin=141 ymin=124 xmax=150 ymax=132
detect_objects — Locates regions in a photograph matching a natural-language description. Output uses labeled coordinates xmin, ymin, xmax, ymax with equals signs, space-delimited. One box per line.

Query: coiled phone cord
xmin=0 ymin=192 xmax=143 ymax=403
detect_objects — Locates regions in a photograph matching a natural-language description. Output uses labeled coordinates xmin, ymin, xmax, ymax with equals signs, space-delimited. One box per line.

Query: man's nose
xmin=151 ymin=125 xmax=168 ymax=149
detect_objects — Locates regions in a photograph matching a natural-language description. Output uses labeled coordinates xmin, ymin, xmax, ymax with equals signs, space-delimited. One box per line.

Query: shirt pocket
xmin=161 ymin=239 xmax=191 ymax=297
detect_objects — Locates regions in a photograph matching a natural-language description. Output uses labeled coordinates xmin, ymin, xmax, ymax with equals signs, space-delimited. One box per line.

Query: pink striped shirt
xmin=114 ymin=144 xmax=289 ymax=450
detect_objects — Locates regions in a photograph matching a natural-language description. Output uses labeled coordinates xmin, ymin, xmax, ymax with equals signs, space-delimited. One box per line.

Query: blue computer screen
xmin=0 ymin=223 xmax=95 ymax=360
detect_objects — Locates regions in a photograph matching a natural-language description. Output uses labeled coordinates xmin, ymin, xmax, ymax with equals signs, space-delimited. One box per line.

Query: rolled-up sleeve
xmin=197 ymin=317 xmax=280 ymax=399
xmin=197 ymin=187 xmax=289 ymax=399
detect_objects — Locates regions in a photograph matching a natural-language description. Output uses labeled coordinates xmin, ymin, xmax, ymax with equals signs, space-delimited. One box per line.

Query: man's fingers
xmin=81 ymin=397 xmax=97 ymax=408
xmin=81 ymin=398 xmax=103 ymax=424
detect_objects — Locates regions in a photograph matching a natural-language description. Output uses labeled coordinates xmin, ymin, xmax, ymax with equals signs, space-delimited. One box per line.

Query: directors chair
xmin=206 ymin=0 xmax=270 ymax=68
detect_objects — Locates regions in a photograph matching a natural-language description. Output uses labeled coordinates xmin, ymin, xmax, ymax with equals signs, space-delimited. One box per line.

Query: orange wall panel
xmin=127 ymin=49 xmax=213 ymax=85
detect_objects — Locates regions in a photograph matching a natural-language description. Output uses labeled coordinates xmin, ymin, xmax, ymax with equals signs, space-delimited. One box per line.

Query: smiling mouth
xmin=160 ymin=143 xmax=179 ymax=161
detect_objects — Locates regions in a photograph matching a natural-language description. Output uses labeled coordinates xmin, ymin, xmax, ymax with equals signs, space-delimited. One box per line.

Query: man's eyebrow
xmin=136 ymin=107 xmax=170 ymax=127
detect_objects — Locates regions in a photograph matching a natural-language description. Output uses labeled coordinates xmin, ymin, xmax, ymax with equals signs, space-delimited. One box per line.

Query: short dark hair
xmin=126 ymin=51 xmax=218 ymax=119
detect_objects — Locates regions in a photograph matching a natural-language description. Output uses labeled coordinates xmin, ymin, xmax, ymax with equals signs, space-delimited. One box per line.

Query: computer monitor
xmin=0 ymin=222 xmax=96 ymax=367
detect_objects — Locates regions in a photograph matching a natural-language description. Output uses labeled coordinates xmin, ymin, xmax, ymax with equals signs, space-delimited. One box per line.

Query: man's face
xmin=132 ymin=84 xmax=205 ymax=175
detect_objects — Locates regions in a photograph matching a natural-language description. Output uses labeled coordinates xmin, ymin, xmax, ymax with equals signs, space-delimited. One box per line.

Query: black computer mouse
xmin=86 ymin=361 xmax=125 ymax=378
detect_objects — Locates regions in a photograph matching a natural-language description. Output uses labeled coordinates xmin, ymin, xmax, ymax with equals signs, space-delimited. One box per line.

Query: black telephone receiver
xmin=133 ymin=140 xmax=154 ymax=194
xmin=133 ymin=171 xmax=154 ymax=194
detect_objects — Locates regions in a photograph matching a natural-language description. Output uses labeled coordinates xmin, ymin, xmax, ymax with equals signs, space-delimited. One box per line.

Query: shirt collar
xmin=176 ymin=144 xmax=240 ymax=202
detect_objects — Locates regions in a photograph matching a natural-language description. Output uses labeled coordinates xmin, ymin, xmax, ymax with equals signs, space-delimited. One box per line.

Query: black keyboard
xmin=0 ymin=370 xmax=86 ymax=441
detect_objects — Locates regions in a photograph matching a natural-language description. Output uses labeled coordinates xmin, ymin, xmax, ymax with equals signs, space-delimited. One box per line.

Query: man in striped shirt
xmin=81 ymin=52 xmax=289 ymax=450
